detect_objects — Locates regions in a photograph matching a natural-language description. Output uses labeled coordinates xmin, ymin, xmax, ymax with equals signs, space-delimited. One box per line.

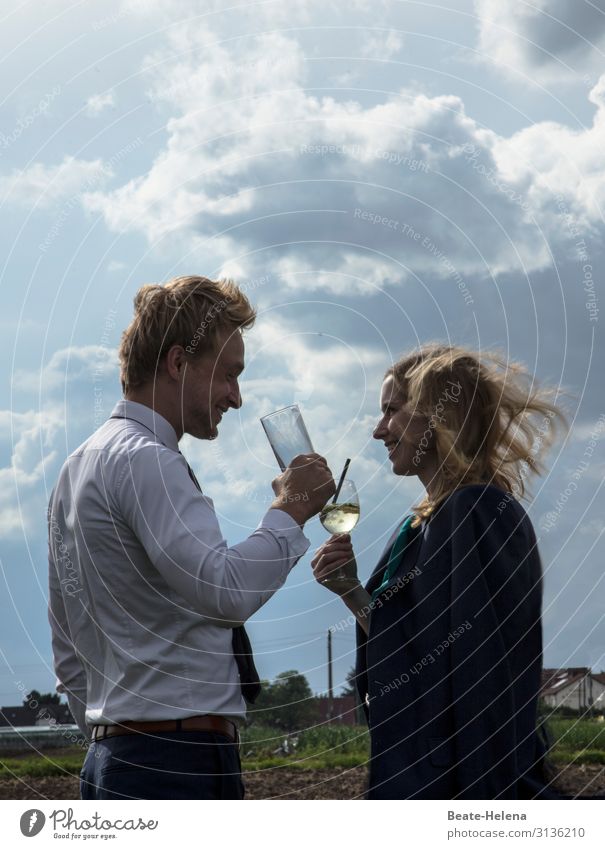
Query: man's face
xmin=181 ymin=328 xmax=245 ymax=439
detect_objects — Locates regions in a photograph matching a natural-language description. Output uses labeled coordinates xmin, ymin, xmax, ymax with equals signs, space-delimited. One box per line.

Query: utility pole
xmin=328 ymin=628 xmax=334 ymax=697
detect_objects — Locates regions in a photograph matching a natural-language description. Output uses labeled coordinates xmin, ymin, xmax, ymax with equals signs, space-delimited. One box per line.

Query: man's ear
xmin=164 ymin=345 xmax=187 ymax=382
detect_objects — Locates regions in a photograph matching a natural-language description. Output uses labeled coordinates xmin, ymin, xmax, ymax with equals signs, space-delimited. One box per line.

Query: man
xmin=47 ymin=275 xmax=334 ymax=800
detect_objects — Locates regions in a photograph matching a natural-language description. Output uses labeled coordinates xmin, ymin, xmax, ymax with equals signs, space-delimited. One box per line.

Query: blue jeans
xmin=80 ymin=730 xmax=244 ymax=800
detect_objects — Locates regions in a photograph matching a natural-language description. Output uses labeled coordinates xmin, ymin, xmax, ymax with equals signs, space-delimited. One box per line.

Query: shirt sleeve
xmin=47 ymin=537 xmax=90 ymax=740
xmin=116 ymin=445 xmax=310 ymax=626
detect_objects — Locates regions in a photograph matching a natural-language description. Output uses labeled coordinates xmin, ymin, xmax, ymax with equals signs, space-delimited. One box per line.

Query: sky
xmin=0 ymin=0 xmax=604 ymax=706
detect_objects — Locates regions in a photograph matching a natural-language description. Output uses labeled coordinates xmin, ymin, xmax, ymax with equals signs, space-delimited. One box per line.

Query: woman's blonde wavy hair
xmin=386 ymin=344 xmax=567 ymax=526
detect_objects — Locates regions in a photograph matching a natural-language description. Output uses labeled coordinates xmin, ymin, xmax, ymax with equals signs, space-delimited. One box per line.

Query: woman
xmin=313 ymin=344 xmax=565 ymax=800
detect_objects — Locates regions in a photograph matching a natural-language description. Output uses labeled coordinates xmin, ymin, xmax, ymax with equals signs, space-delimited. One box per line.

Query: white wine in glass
xmin=319 ymin=479 xmax=360 ymax=584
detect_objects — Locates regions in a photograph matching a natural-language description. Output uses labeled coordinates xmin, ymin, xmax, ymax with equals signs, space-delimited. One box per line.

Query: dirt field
xmin=0 ymin=764 xmax=603 ymax=800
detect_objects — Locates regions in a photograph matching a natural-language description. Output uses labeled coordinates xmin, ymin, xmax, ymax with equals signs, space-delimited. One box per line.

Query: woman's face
xmin=373 ymin=375 xmax=435 ymax=478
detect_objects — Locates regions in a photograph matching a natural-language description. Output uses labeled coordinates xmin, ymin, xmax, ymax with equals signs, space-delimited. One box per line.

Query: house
xmin=31 ymin=703 xmax=74 ymax=726
xmin=0 ymin=702 xmax=74 ymax=728
xmin=591 ymin=673 xmax=605 ymax=711
xmin=0 ymin=706 xmax=36 ymax=727
xmin=541 ymin=668 xmax=605 ymax=711
xmin=314 ymin=696 xmax=361 ymax=726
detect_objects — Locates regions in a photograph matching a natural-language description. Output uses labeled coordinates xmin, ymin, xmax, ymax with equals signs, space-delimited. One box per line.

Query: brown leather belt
xmin=91 ymin=715 xmax=238 ymax=744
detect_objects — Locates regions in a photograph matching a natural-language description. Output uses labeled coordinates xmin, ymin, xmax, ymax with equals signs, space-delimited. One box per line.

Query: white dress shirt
xmin=47 ymin=400 xmax=310 ymax=736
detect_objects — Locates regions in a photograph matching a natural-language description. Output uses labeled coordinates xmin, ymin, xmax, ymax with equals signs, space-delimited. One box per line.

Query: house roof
xmin=0 ymin=707 xmax=34 ymax=727
xmin=540 ymin=668 xmax=591 ymax=697
xmin=0 ymin=703 xmax=73 ymax=727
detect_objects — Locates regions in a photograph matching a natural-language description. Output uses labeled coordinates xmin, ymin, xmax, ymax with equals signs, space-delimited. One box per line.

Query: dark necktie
xmin=184 ymin=462 xmax=261 ymax=704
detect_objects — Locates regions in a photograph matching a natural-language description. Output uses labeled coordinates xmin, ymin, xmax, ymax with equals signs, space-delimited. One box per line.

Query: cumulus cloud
xmin=85 ymin=20 xmax=605 ymax=294
xmin=361 ymin=28 xmax=403 ymax=59
xmin=493 ymin=76 xmax=605 ymax=229
xmin=121 ymin=0 xmax=381 ymax=24
xmin=475 ymin=0 xmax=605 ymax=83
xmin=13 ymin=345 xmax=118 ymax=393
xmin=107 ymin=259 xmax=128 ymax=272
xmin=0 ymin=155 xmax=113 ymax=208
xmin=0 ymin=409 xmax=62 ymax=537
xmin=85 ymin=91 xmax=115 ymax=116
xmin=1 ymin=346 xmax=120 ymax=539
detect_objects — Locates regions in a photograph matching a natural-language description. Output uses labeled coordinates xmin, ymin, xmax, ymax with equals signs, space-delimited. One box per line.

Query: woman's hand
xmin=311 ymin=534 xmax=360 ymax=595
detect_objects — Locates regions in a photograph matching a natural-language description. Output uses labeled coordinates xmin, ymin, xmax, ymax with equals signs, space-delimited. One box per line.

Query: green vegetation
xmin=0 ymin=750 xmax=85 ymax=778
xmin=546 ymin=718 xmax=605 ymax=765
xmin=23 ymin=690 xmax=61 ymax=706
xmin=241 ymin=718 xmax=605 ymax=770
xmin=246 ymin=671 xmax=318 ymax=732
xmin=240 ymin=723 xmax=369 ymax=770
xmin=2 ymin=719 xmax=604 ymax=778
xmin=0 ymin=726 xmax=370 ymax=778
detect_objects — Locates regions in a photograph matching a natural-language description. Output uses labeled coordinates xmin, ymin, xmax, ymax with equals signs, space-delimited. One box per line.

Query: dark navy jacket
xmin=356 ymin=484 xmax=555 ymax=799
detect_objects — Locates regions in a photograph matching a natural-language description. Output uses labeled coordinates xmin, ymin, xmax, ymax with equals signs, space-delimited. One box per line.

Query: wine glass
xmin=319 ymin=479 xmax=360 ymax=585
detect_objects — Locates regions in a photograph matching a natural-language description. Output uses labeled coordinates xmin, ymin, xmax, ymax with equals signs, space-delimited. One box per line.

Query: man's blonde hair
xmin=387 ymin=344 xmax=567 ymax=525
xmin=119 ymin=275 xmax=256 ymax=393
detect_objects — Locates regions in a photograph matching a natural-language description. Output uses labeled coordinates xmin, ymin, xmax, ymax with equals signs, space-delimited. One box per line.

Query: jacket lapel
xmin=365 ymin=520 xmax=425 ymax=597
xmin=365 ymin=524 xmax=402 ymax=596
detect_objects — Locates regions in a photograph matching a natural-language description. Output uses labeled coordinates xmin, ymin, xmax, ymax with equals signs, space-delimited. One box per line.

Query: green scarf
xmin=371 ymin=515 xmax=415 ymax=602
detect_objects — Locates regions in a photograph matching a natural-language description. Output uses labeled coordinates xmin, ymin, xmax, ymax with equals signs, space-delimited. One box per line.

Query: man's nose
xmin=228 ymin=382 xmax=242 ymax=409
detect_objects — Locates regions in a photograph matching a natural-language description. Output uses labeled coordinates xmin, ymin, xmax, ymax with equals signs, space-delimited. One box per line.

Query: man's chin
xmin=204 ymin=423 xmax=219 ymax=440
xmin=187 ymin=421 xmax=219 ymax=440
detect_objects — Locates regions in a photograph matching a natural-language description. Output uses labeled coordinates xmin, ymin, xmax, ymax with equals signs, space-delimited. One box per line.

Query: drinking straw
xmin=332 ymin=458 xmax=351 ymax=503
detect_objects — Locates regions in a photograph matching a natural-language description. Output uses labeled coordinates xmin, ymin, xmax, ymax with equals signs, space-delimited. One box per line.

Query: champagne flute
xmin=319 ymin=478 xmax=360 ymax=585
xmin=260 ymin=404 xmax=314 ymax=471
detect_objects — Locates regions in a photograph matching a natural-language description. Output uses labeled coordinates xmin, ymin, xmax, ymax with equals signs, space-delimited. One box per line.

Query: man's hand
xmin=311 ymin=533 xmax=360 ymax=595
xmin=270 ymin=453 xmax=335 ymax=526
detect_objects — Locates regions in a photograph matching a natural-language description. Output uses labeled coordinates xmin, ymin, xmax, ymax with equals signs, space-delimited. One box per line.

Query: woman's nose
xmin=373 ymin=419 xmax=386 ymax=440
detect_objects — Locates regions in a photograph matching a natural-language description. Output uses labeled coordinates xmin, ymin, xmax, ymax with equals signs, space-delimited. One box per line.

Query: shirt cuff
xmin=259 ymin=508 xmax=310 ymax=551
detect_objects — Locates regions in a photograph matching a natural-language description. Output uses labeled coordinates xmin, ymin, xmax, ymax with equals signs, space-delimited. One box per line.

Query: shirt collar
xmin=110 ymin=399 xmax=180 ymax=452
